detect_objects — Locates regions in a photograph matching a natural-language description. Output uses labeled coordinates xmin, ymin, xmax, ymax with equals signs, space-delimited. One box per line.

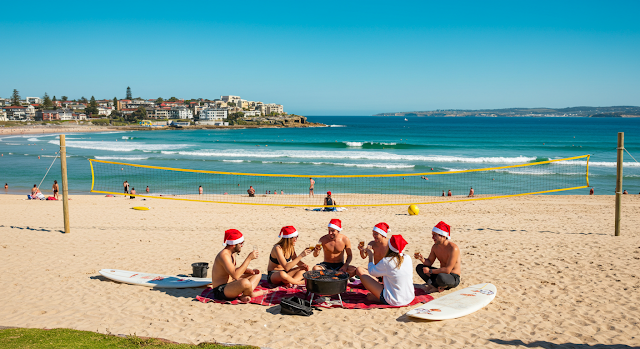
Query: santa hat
xmin=327 ymin=191 xmax=332 ymax=196
xmin=388 ymin=234 xmax=408 ymax=254
xmin=373 ymin=222 xmax=389 ymax=237
xmin=432 ymin=221 xmax=451 ymax=240
xmin=279 ymin=226 xmax=299 ymax=238
xmin=224 ymin=229 xmax=244 ymax=245
xmin=328 ymin=218 xmax=342 ymax=231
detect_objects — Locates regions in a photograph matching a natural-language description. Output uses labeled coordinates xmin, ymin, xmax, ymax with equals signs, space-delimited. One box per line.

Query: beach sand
xmin=0 ymin=194 xmax=639 ymax=348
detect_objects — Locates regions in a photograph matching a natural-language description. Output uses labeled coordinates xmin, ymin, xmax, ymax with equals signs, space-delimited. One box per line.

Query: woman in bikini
xmin=267 ymin=226 xmax=312 ymax=286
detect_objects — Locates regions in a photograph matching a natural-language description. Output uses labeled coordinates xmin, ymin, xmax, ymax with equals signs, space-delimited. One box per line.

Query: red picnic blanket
xmin=196 ymin=280 xmax=433 ymax=309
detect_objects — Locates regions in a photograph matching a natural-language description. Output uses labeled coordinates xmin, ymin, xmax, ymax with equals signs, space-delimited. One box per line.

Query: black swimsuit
xmin=268 ymin=254 xmax=292 ymax=283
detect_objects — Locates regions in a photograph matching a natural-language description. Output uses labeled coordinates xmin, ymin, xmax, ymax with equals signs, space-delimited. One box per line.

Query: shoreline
xmin=0 ymin=123 xmax=327 ymax=136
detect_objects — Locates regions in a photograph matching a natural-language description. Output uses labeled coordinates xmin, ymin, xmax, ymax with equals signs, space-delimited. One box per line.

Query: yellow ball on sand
xmin=408 ymin=204 xmax=419 ymax=215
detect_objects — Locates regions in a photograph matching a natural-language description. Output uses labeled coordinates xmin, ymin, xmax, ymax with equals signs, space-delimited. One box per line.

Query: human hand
xmin=339 ymin=265 xmax=349 ymax=273
xmin=422 ymin=267 xmax=430 ymax=275
xmin=299 ymin=263 xmax=309 ymax=271
xmin=252 ymin=268 xmax=261 ymax=275
xmin=300 ymin=248 xmax=311 ymax=258
xmin=364 ymin=246 xmax=374 ymax=256
xmin=249 ymin=250 xmax=259 ymax=260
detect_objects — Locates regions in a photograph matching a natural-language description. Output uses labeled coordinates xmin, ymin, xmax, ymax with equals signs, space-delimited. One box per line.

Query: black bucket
xmin=191 ymin=262 xmax=209 ymax=278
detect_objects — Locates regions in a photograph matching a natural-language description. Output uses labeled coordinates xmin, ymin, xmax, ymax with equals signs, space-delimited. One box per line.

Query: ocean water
xmin=1 ymin=116 xmax=639 ymax=196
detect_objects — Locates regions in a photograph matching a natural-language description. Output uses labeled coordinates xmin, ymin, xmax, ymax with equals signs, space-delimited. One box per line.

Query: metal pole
xmin=60 ymin=134 xmax=70 ymax=234
xmin=615 ymin=132 xmax=624 ymax=237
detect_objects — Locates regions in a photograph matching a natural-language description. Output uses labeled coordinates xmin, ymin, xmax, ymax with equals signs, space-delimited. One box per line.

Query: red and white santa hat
xmin=328 ymin=218 xmax=342 ymax=231
xmin=432 ymin=221 xmax=451 ymax=240
xmin=388 ymin=234 xmax=408 ymax=254
xmin=224 ymin=229 xmax=245 ymax=245
xmin=373 ymin=222 xmax=389 ymax=237
xmin=279 ymin=226 xmax=299 ymax=238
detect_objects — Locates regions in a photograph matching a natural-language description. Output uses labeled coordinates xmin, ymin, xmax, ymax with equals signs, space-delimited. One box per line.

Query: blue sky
xmin=1 ymin=1 xmax=639 ymax=115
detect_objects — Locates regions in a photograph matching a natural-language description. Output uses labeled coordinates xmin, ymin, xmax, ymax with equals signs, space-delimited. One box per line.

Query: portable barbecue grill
xmin=303 ymin=270 xmax=349 ymax=307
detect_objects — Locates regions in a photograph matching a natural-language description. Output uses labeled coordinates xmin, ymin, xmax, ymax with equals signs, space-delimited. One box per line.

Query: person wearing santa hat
xmin=267 ymin=226 xmax=313 ymax=286
xmin=209 ymin=229 xmax=265 ymax=302
xmin=355 ymin=234 xmax=415 ymax=306
xmin=358 ymin=223 xmax=390 ymax=275
xmin=323 ymin=191 xmax=337 ymax=211
xmin=414 ymin=221 xmax=462 ymax=293
xmin=312 ymin=219 xmax=356 ymax=276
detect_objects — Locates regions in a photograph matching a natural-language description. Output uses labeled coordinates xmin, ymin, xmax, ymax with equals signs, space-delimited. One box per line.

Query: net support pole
xmin=60 ymin=134 xmax=70 ymax=234
xmin=615 ymin=132 xmax=624 ymax=237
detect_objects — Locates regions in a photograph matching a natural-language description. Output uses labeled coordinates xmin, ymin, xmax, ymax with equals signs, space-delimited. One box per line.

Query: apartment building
xmin=198 ymin=108 xmax=228 ymax=126
xmin=26 ymin=97 xmax=42 ymax=104
xmin=170 ymin=107 xmax=193 ymax=119
xmin=35 ymin=109 xmax=74 ymax=121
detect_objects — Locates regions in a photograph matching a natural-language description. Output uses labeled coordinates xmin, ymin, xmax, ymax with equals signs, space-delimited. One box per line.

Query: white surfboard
xmin=407 ymin=283 xmax=496 ymax=320
xmin=99 ymin=269 xmax=211 ymax=288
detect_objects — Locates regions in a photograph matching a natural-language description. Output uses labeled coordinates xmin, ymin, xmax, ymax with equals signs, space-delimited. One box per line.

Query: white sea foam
xmin=344 ymin=142 xmax=364 ymax=147
xmin=562 ymin=160 xmax=640 ymax=167
xmin=27 ymin=138 xmax=41 ymax=142
xmin=5 ymin=143 xmax=21 ymax=146
xmin=49 ymin=140 xmax=190 ymax=152
xmin=222 ymin=160 xmax=246 ymax=163
xmin=328 ymin=125 xmax=346 ymax=127
xmin=164 ymin=149 xmax=538 ymax=164
xmin=94 ymin=156 xmax=150 ymax=160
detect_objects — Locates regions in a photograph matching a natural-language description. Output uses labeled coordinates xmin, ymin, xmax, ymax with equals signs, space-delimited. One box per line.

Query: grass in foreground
xmin=0 ymin=328 xmax=258 ymax=349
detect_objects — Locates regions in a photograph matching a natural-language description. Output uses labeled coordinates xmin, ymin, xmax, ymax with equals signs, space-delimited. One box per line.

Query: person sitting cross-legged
xmin=267 ymin=226 xmax=312 ymax=286
xmin=209 ymin=229 xmax=265 ymax=303
xmin=355 ymin=235 xmax=415 ymax=306
xmin=414 ymin=221 xmax=462 ymax=293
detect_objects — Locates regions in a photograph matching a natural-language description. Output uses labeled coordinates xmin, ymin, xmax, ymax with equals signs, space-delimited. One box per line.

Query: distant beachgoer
xmin=52 ymin=180 xmax=59 ymax=199
xmin=269 ymin=190 xmax=271 ymax=194
xmin=447 ymin=190 xmax=452 ymax=197
xmin=281 ymin=190 xmax=284 ymax=195
xmin=265 ymin=190 xmax=268 ymax=194
xmin=623 ymin=190 xmax=628 ymax=194
xmin=130 ymin=188 xmax=136 ymax=199
xmin=324 ymin=191 xmax=337 ymax=211
xmin=199 ymin=186 xmax=203 ymax=195
xmin=247 ymin=186 xmax=255 ymax=197
xmin=309 ymin=178 xmax=315 ymax=197
xmin=123 ymin=181 xmax=129 ymax=194
xmin=31 ymin=184 xmax=38 ymax=197
xmin=590 ymin=187 xmax=594 ymax=195
xmin=442 ymin=190 xmax=445 ymax=197
xmin=146 ymin=186 xmax=149 ymax=193
xmin=468 ymin=187 xmax=474 ymax=197
xmin=5 ymin=183 xmax=8 ymax=190
xmin=274 ymin=190 xmax=277 ymax=195
xmin=415 ymin=221 xmax=461 ymax=293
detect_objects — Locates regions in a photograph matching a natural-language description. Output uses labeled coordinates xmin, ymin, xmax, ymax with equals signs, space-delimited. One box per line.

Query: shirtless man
xmin=199 ymin=186 xmax=203 ymax=195
xmin=52 ymin=180 xmax=59 ymax=199
xmin=468 ymin=187 xmax=474 ymax=197
xmin=358 ymin=222 xmax=390 ymax=282
xmin=209 ymin=229 xmax=264 ymax=302
xmin=123 ymin=181 xmax=129 ymax=194
xmin=415 ymin=221 xmax=462 ymax=293
xmin=312 ymin=219 xmax=356 ymax=276
xmin=31 ymin=184 xmax=38 ymax=197
xmin=309 ymin=178 xmax=315 ymax=197
xmin=247 ymin=186 xmax=255 ymax=197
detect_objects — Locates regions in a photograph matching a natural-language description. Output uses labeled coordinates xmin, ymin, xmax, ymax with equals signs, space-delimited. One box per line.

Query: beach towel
xmin=306 ymin=207 xmax=348 ymax=212
xmin=196 ymin=280 xmax=433 ymax=309
xmin=46 ymin=196 xmax=57 ymax=200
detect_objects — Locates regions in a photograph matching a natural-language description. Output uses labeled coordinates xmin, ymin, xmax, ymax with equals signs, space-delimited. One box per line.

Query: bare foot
xmin=250 ymin=289 xmax=267 ymax=298
xmin=238 ymin=295 xmax=252 ymax=303
xmin=422 ymin=285 xmax=439 ymax=294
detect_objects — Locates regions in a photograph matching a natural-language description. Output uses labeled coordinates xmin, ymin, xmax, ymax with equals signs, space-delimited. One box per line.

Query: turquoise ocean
xmin=1 ymin=116 xmax=639 ymax=196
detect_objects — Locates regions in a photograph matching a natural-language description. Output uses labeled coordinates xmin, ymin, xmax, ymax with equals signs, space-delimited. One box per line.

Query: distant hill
xmin=374 ymin=106 xmax=640 ymax=117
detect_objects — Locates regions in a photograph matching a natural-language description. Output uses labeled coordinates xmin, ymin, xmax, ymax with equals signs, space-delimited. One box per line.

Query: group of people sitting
xmin=208 ymin=218 xmax=462 ymax=307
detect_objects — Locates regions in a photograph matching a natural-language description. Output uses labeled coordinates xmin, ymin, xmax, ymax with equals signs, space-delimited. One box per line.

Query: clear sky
xmin=2 ymin=0 xmax=639 ymax=115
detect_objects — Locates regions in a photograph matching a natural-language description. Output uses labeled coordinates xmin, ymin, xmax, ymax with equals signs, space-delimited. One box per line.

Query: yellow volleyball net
xmin=89 ymin=155 xmax=590 ymax=207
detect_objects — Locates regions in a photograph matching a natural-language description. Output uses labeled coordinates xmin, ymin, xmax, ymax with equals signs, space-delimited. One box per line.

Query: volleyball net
xmin=89 ymin=155 xmax=590 ymax=207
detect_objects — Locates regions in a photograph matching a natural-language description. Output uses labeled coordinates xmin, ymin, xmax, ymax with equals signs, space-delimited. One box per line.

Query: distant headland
xmin=374 ymin=106 xmax=640 ymax=118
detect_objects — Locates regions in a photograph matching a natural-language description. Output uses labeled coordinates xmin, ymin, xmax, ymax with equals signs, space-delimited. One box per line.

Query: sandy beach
xmin=0 ymin=194 xmax=639 ymax=348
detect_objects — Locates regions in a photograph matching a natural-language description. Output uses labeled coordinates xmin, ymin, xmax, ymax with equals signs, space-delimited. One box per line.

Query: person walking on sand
xmin=468 ymin=187 xmax=474 ymax=197
xmin=208 ymin=229 xmax=264 ymax=302
xmin=312 ymin=219 xmax=356 ymax=276
xmin=52 ymin=180 xmax=59 ymax=199
xmin=309 ymin=178 xmax=315 ymax=197
xmin=123 ymin=181 xmax=129 ymax=194
xmin=267 ymin=226 xmax=312 ymax=286
xmin=414 ymin=221 xmax=461 ymax=293
xmin=355 ymin=234 xmax=415 ymax=306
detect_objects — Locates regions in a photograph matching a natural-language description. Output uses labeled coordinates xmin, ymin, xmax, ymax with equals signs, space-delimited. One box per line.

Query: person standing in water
xmin=52 ymin=180 xmax=59 ymax=199
xmin=309 ymin=178 xmax=315 ymax=198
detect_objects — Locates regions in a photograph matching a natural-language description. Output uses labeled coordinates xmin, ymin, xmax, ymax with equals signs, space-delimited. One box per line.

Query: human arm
xmin=313 ymin=240 xmax=322 ymax=258
xmin=420 ymin=248 xmax=437 ymax=274
xmin=367 ymin=249 xmax=387 ymax=277
xmin=358 ymin=242 xmax=369 ymax=259
xmin=339 ymin=237 xmax=353 ymax=272
xmin=221 ymin=250 xmax=258 ymax=280
xmin=275 ymin=246 xmax=310 ymax=271
xmin=429 ymin=245 xmax=459 ymax=275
